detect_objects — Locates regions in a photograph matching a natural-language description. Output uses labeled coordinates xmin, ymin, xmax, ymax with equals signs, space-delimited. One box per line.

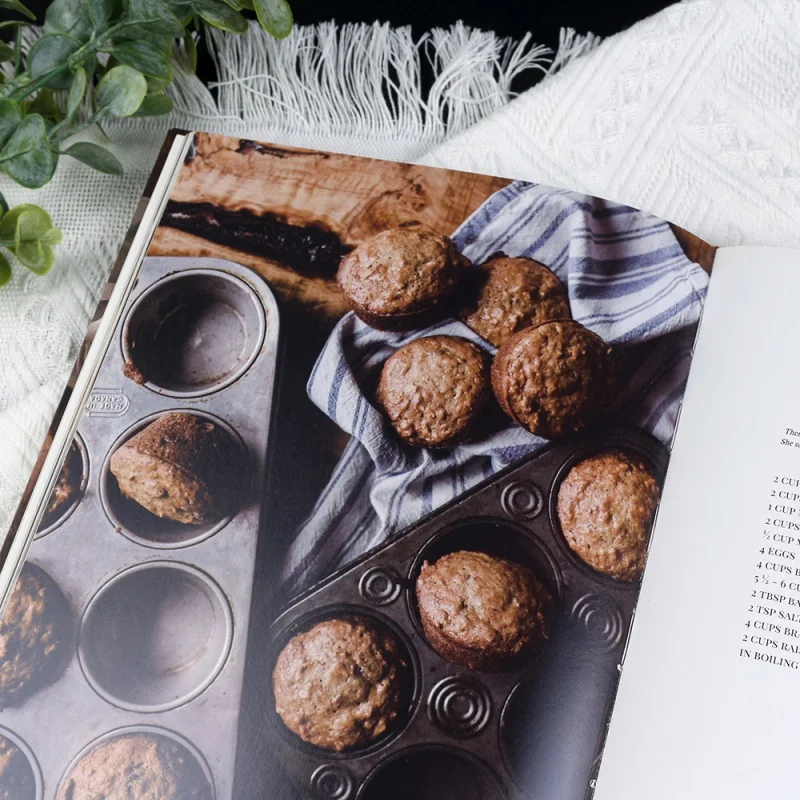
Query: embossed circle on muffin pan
xmin=56 ymin=724 xmax=216 ymax=800
xmin=0 ymin=725 xmax=43 ymax=800
xmin=406 ymin=517 xmax=564 ymax=666
xmin=99 ymin=409 xmax=247 ymax=549
xmin=35 ymin=433 xmax=89 ymax=539
xmin=78 ymin=562 xmax=234 ymax=713
xmin=267 ymin=605 xmax=421 ymax=760
xmin=547 ymin=438 xmax=668 ymax=588
xmin=122 ymin=269 xmax=267 ymax=398
xmin=357 ymin=746 xmax=506 ymax=800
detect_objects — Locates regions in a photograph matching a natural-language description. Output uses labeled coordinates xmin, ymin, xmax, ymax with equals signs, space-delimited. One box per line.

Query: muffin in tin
xmin=57 ymin=733 xmax=212 ymax=800
xmin=337 ymin=228 xmax=470 ymax=330
xmin=460 ymin=254 xmax=571 ymax=347
xmin=492 ymin=319 xmax=615 ymax=439
xmin=557 ymin=449 xmax=661 ymax=581
xmin=110 ymin=412 xmax=237 ymax=525
xmin=272 ymin=616 xmax=409 ymax=752
xmin=0 ymin=565 xmax=70 ymax=708
xmin=0 ymin=733 xmax=36 ymax=800
xmin=44 ymin=439 xmax=82 ymax=521
xmin=416 ymin=550 xmax=551 ymax=670
xmin=376 ymin=335 xmax=492 ymax=448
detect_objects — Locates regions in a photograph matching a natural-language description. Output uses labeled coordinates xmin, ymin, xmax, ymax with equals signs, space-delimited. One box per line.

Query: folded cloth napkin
xmin=281 ymin=180 xmax=709 ymax=591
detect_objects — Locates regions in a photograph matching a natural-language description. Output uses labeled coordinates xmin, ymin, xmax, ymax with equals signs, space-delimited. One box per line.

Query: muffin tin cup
xmin=99 ymin=410 xmax=248 ymax=550
xmin=122 ymin=269 xmax=267 ymax=398
xmin=8 ymin=257 xmax=280 ymax=800
xmin=78 ymin=561 xmax=234 ymax=713
xmin=268 ymin=425 xmax=668 ymax=800
xmin=34 ymin=433 xmax=89 ymax=539
xmin=266 ymin=605 xmax=421 ymax=761
xmin=56 ymin=724 xmax=217 ymax=800
xmin=0 ymin=725 xmax=44 ymax=800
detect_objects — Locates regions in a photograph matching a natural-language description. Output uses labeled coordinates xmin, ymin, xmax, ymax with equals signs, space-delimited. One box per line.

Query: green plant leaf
xmin=0 ymin=205 xmax=60 ymax=275
xmin=25 ymin=89 xmax=62 ymax=122
xmin=62 ymin=141 xmax=123 ymax=174
xmin=253 ymin=0 xmax=292 ymax=38
xmin=122 ymin=0 xmax=184 ymax=38
xmin=40 ymin=227 xmax=62 ymax=246
xmin=0 ymin=99 xmax=23 ymax=150
xmin=132 ymin=91 xmax=173 ymax=116
xmin=94 ymin=65 xmax=148 ymax=117
xmin=27 ymin=34 xmax=82 ymax=91
xmin=183 ymin=30 xmax=197 ymax=72
xmin=44 ymin=0 xmax=94 ymax=40
xmin=0 ymin=253 xmax=11 ymax=287
xmin=227 ymin=0 xmax=255 ymax=10
xmin=66 ymin=67 xmax=87 ymax=121
xmin=88 ymin=0 xmax=119 ymax=29
xmin=112 ymin=40 xmax=172 ymax=81
xmin=0 ymin=115 xmax=54 ymax=189
xmin=193 ymin=0 xmax=247 ymax=33
xmin=0 ymin=0 xmax=36 ymax=21
xmin=0 ymin=204 xmax=55 ymax=244
xmin=0 ymin=191 xmax=8 ymax=216
xmin=15 ymin=241 xmax=55 ymax=274
xmin=0 ymin=41 xmax=16 ymax=62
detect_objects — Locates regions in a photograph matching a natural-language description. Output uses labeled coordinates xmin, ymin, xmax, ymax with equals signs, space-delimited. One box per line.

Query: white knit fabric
xmin=0 ymin=0 xmax=796 ymax=531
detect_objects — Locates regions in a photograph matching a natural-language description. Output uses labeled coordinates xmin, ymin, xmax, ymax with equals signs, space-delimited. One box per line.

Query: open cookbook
xmin=0 ymin=129 xmax=794 ymax=800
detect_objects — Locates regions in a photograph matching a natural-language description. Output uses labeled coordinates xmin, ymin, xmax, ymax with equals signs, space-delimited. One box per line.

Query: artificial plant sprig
xmin=0 ymin=0 xmax=292 ymax=282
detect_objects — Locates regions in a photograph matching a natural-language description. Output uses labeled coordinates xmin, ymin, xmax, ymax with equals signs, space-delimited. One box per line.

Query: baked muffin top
xmin=376 ymin=335 xmax=492 ymax=447
xmin=56 ymin=733 xmax=212 ymax=800
xmin=416 ymin=550 xmax=551 ymax=669
xmin=557 ymin=449 xmax=661 ymax=581
xmin=491 ymin=319 xmax=614 ymax=439
xmin=0 ymin=734 xmax=36 ymax=800
xmin=0 ymin=565 xmax=69 ymax=707
xmin=272 ymin=616 xmax=409 ymax=752
xmin=337 ymin=228 xmax=468 ymax=319
xmin=460 ymin=255 xmax=570 ymax=347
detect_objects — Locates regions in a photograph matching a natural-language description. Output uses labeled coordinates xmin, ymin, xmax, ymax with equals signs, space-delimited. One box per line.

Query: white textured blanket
xmin=0 ymin=0 xmax=796 ymax=531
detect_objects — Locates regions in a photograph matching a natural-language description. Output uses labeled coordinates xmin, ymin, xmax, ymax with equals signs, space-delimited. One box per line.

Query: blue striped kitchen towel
xmin=280 ymin=181 xmax=710 ymax=592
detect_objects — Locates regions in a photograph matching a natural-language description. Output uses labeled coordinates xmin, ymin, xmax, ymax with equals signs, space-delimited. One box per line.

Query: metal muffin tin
xmin=4 ymin=256 xmax=280 ymax=799
xmin=267 ymin=425 xmax=668 ymax=800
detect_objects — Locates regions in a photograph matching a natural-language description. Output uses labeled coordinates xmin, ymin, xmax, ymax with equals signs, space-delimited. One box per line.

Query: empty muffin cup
xmin=36 ymin=434 xmax=88 ymax=539
xmin=0 ymin=726 xmax=42 ymax=800
xmin=101 ymin=411 xmax=245 ymax=549
xmin=79 ymin=562 xmax=233 ymax=712
xmin=359 ymin=747 xmax=506 ymax=800
xmin=122 ymin=269 xmax=266 ymax=397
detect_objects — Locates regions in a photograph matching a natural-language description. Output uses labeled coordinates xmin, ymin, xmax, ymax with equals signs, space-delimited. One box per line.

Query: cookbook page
xmin=1 ymin=133 xmax=710 ymax=800
xmin=594 ymin=246 xmax=800 ymax=800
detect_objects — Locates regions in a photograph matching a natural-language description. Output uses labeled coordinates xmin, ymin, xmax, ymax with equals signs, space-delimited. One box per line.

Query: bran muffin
xmin=272 ymin=616 xmax=409 ymax=751
xmin=491 ymin=319 xmax=615 ymax=439
xmin=0 ymin=565 xmax=70 ymax=707
xmin=416 ymin=551 xmax=551 ymax=670
xmin=0 ymin=734 xmax=36 ymax=800
xmin=557 ymin=449 xmax=661 ymax=581
xmin=376 ymin=335 xmax=492 ymax=448
xmin=460 ymin=255 xmax=571 ymax=347
xmin=337 ymin=228 xmax=470 ymax=330
xmin=56 ymin=733 xmax=212 ymax=800
xmin=109 ymin=412 xmax=237 ymax=525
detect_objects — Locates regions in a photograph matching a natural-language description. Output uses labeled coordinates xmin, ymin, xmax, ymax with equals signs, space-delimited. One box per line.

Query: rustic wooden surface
xmin=149 ymin=133 xmax=511 ymax=322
